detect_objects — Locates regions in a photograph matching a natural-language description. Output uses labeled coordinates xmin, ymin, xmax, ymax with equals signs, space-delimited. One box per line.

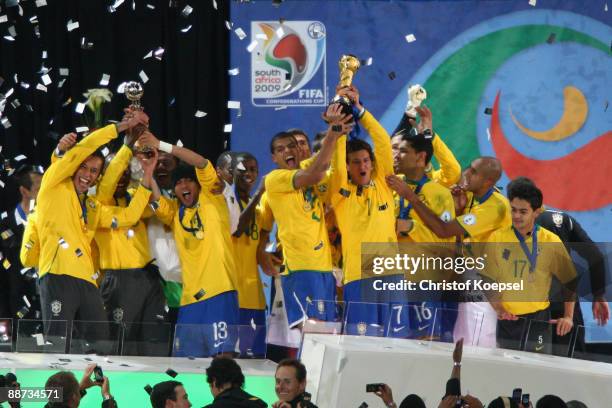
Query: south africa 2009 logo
xmin=251 ymin=21 xmax=327 ymax=107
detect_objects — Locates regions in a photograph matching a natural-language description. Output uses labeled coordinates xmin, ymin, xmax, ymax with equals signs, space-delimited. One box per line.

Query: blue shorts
xmin=238 ymin=308 xmax=266 ymax=358
xmin=173 ymin=291 xmax=239 ymax=357
xmin=386 ymin=301 xmax=458 ymax=341
xmin=343 ymin=277 xmax=391 ymax=336
xmin=280 ymin=271 xmax=337 ymax=327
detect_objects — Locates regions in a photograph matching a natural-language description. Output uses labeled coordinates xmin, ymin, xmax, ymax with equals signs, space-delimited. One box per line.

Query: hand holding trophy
xmin=124 ymin=81 xmax=152 ymax=154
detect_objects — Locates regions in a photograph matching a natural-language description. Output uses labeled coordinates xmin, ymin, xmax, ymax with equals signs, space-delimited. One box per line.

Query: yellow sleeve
xmin=429 ymin=134 xmax=461 ymax=188
xmin=329 ymin=134 xmax=348 ymax=208
xmin=457 ymin=201 xmax=504 ymax=238
xmin=360 ymin=111 xmax=394 ymax=177
xmin=154 ymin=196 xmax=178 ymax=226
xmin=95 ymin=184 xmax=152 ymax=229
xmin=257 ymin=192 xmax=274 ymax=231
xmin=50 ymin=150 xmax=61 ymax=164
xmin=96 ymin=144 xmax=133 ymax=204
xmin=20 ymin=212 xmax=40 ymax=268
xmin=300 ymin=155 xmax=315 ymax=170
xmin=39 ymin=125 xmax=118 ymax=195
xmin=265 ymin=169 xmax=299 ymax=194
xmin=195 ymin=162 xmax=219 ymax=189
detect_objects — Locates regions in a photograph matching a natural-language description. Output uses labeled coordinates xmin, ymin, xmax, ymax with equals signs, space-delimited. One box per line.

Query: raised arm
xmin=137 ymin=130 xmax=208 ymax=169
xmin=430 ymin=133 xmax=461 ymax=188
xmin=292 ymin=104 xmax=353 ymax=189
xmin=20 ymin=212 xmax=40 ymax=268
xmin=96 ymin=144 xmax=133 ymax=204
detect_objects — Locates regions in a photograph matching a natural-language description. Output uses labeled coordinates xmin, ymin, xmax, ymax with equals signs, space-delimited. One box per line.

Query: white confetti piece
xmin=529 ymin=0 xmax=536 ymax=5
xmin=36 ymin=83 xmax=47 ymax=92
xmin=181 ymin=5 xmax=193 ymax=17
xmin=5 ymin=88 xmax=14 ymax=98
xmin=3 ymin=36 xmax=15 ymax=42
xmin=486 ymin=128 xmax=491 ymax=141
xmin=117 ymin=82 xmax=127 ymax=94
xmin=228 ymin=67 xmax=240 ymax=76
xmin=154 ymin=47 xmax=165 ymax=60
xmin=405 ymin=34 xmax=416 ymax=43
xmin=212 ymin=0 xmax=218 ymax=10
xmin=1 ymin=118 xmax=11 ymax=129
xmin=0 ymin=180 xmax=4 ymax=188
xmin=274 ymin=105 xmax=287 ymax=111
xmin=364 ymin=57 xmax=373 ymax=66
xmin=146 ymin=4 xmax=155 ymax=9
xmin=23 ymin=295 xmax=31 ymax=308
xmin=127 ymin=229 xmax=134 ymax=238
xmin=75 ymin=126 xmax=89 ymax=133
xmin=33 ymin=333 xmax=45 ymax=346
xmin=59 ymin=68 xmax=69 ymax=76
xmin=36 ymin=0 xmax=48 ymax=7
xmin=246 ymin=40 xmax=258 ymax=53
xmin=234 ymin=27 xmax=247 ymax=40
xmin=41 ymin=74 xmax=51 ymax=86
xmin=223 ymin=124 xmax=232 ymax=133
xmin=8 ymin=26 xmax=16 ymax=37
xmin=75 ymin=102 xmax=85 ymax=114
xmin=143 ymin=50 xmax=153 ymax=59
xmin=176 ymin=139 xmax=183 ymax=147
xmin=139 ymin=70 xmax=149 ymax=84
xmin=14 ymin=154 xmax=26 ymax=161
xmin=181 ymin=25 xmax=192 ymax=33
xmin=42 ymin=50 xmax=47 ymax=59
xmin=195 ymin=110 xmax=207 ymax=118
xmin=0 ymin=15 xmax=7 ymax=24
xmin=255 ymin=33 xmax=268 ymax=40
xmin=605 ymin=2 xmax=608 ymax=11
xmin=276 ymin=26 xmax=284 ymax=38
xmin=227 ymin=100 xmax=240 ymax=109
xmin=58 ymin=78 xmax=66 ymax=88
xmin=101 ymin=147 xmax=110 ymax=157
xmin=225 ymin=20 xmax=233 ymax=30
xmin=58 ymin=238 xmax=69 ymax=249
xmin=0 ymin=212 xmax=6 ymax=219
xmin=20 ymin=82 xmax=30 ymax=89
xmin=66 ymin=20 xmax=79 ymax=32
xmin=100 ymin=73 xmax=110 ymax=86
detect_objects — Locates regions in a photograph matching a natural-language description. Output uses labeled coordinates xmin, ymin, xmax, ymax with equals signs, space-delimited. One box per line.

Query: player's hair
xmin=507 ymin=177 xmax=543 ymax=210
xmin=269 ymin=131 xmax=298 ymax=154
xmin=312 ymin=131 xmax=327 ymax=153
xmin=276 ymin=358 xmax=307 ymax=383
xmin=206 ymin=357 xmax=245 ymax=389
xmin=45 ymin=371 xmax=80 ymax=406
xmin=346 ymin=139 xmax=375 ymax=163
xmin=235 ymin=151 xmax=258 ymax=166
xmin=404 ymin=134 xmax=434 ymax=164
xmin=13 ymin=165 xmax=43 ymax=190
xmin=400 ymin=394 xmax=426 ymax=408
xmin=536 ymin=395 xmax=568 ymax=408
xmin=286 ymin=128 xmax=310 ymax=148
xmin=150 ymin=380 xmax=183 ymax=408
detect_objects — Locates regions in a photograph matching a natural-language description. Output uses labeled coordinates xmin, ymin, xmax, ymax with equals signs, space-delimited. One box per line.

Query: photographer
xmin=44 ymin=364 xmax=116 ymax=408
xmin=272 ymin=359 xmax=317 ymax=408
xmin=0 ymin=373 xmax=21 ymax=408
xmin=372 ymin=383 xmax=426 ymax=408
xmin=204 ymin=357 xmax=266 ymax=407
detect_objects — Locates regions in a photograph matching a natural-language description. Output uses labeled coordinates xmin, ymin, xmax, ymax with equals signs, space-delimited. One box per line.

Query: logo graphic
xmin=357 ymin=322 xmax=367 ymax=335
xmin=393 ymin=326 xmax=406 ymax=333
xmin=50 ymin=300 xmax=62 ymax=316
xmin=552 ymin=212 xmax=563 ymax=228
xmin=317 ymin=300 xmax=326 ymax=314
xmin=251 ymin=21 xmax=326 ymax=106
xmin=463 ymin=214 xmax=476 ymax=226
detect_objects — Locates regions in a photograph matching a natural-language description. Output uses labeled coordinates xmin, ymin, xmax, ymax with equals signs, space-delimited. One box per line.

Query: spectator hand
xmin=462 ymin=394 xmax=484 ymax=408
xmin=453 ymin=338 xmax=464 ymax=364
xmin=101 ymin=376 xmax=111 ymax=399
xmin=386 ymin=175 xmax=413 ymax=199
xmin=79 ymin=364 xmax=98 ymax=390
xmin=374 ymin=383 xmax=394 ymax=406
xmin=438 ymin=395 xmax=459 ymax=408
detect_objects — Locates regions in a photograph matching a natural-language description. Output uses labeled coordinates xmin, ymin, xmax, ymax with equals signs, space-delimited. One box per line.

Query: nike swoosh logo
xmin=418 ymin=324 xmax=431 ymax=331
xmin=393 ymin=326 xmax=405 ymax=333
xmin=535 ymin=345 xmax=544 ymax=351
xmin=214 ymin=341 xmax=225 ymax=348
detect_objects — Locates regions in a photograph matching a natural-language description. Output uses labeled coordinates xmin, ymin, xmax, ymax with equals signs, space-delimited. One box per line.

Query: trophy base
xmin=329 ymin=94 xmax=354 ymax=119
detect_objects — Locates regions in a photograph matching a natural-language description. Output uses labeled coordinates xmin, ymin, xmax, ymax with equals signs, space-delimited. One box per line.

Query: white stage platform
xmin=301 ymin=333 xmax=612 ymax=408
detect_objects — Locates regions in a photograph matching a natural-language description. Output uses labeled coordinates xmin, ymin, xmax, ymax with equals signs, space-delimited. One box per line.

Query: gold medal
xmin=195 ymin=230 xmax=204 ymax=240
xmin=303 ymin=202 xmax=312 ymax=211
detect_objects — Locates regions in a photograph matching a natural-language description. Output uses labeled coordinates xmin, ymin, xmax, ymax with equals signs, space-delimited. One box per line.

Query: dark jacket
xmin=203 ymin=387 xmax=267 ymax=408
xmin=43 ymin=398 xmax=117 ymax=408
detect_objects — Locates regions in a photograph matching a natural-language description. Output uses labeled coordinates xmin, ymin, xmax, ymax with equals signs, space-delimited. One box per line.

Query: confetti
xmin=117 ymin=82 xmax=127 ymax=94
xmin=154 ymin=47 xmax=165 ymax=60
xmin=388 ymin=71 xmax=396 ymax=80
xmin=546 ymin=33 xmax=556 ymax=44
xmin=75 ymin=126 xmax=89 ymax=133
xmin=0 ymin=119 xmax=7 ymax=130
xmin=41 ymin=74 xmax=51 ymax=86
xmin=195 ymin=110 xmax=207 ymax=117
xmin=181 ymin=25 xmax=192 ymax=33
xmin=361 ymin=57 xmax=373 ymax=66
xmin=5 ymin=88 xmax=14 ymax=98
xmin=228 ymin=67 xmax=240 ymax=76
xmin=227 ymin=101 xmax=240 ymax=109
xmin=146 ymin=4 xmax=155 ymax=9
xmin=234 ymin=27 xmax=247 ymax=40
xmin=33 ymin=333 xmax=45 ymax=346
xmin=405 ymin=34 xmax=416 ymax=43
xmin=176 ymin=139 xmax=183 ymax=147
xmin=143 ymin=50 xmax=153 ymax=59
xmin=30 ymin=15 xmax=39 ymax=24
xmin=10 ymin=99 xmax=20 ymax=109
xmin=256 ymin=33 xmax=268 ymax=40
xmin=246 ymin=40 xmax=258 ymax=53
xmin=42 ymin=50 xmax=47 ymax=59
xmin=36 ymin=83 xmax=47 ymax=92
xmin=101 ymin=147 xmax=110 ymax=157
xmin=223 ymin=124 xmax=232 ymax=133
xmin=224 ymin=21 xmax=233 ymax=30
xmin=58 ymin=79 xmax=66 ymax=88
xmin=529 ymin=0 xmax=536 ymax=6
xmin=23 ymin=295 xmax=31 ymax=308
xmin=80 ymin=38 xmax=94 ymax=49
xmin=66 ymin=20 xmax=79 ymax=32
xmin=484 ymin=107 xmax=493 ymax=115
xmin=75 ymin=102 xmax=86 ymax=114
xmin=165 ymin=368 xmax=178 ymax=378
xmin=144 ymin=385 xmax=153 ymax=395
xmin=60 ymin=68 xmax=69 ymax=76
xmin=3 ymin=36 xmax=15 ymax=42
xmin=139 ymin=70 xmax=149 ymax=84
xmin=486 ymin=128 xmax=491 ymax=141
xmin=35 ymin=0 xmax=48 ymax=7
xmin=181 ymin=5 xmax=193 ymax=17
xmin=8 ymin=26 xmax=16 ymax=37
xmin=276 ymin=26 xmax=285 ymax=38
xmin=212 ymin=0 xmax=218 ymax=10
xmin=58 ymin=238 xmax=69 ymax=249
xmin=14 ymin=154 xmax=26 ymax=161
xmin=100 ymin=73 xmax=110 ymax=86
xmin=274 ymin=105 xmax=287 ymax=111
xmin=0 ymin=15 xmax=7 ymax=23
xmin=0 ymin=212 xmax=6 ymax=219
xmin=127 ymin=229 xmax=134 ymax=238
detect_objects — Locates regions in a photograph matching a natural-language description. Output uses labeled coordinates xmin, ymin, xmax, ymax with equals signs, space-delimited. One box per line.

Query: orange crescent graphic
xmin=260 ymin=24 xmax=276 ymax=47
xmin=510 ymin=86 xmax=588 ymax=141
xmin=491 ymin=91 xmax=612 ymax=211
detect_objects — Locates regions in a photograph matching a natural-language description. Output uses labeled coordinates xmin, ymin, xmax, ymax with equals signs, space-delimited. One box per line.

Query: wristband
xmin=158 ymin=140 xmax=173 ymax=153
xmin=357 ymin=106 xmax=366 ymax=119
xmin=331 ymin=124 xmax=342 ymax=132
xmin=453 ymin=362 xmax=461 ymax=367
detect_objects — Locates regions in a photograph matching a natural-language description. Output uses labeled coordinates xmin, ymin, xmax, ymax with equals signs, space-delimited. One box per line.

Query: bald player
xmin=387 ymin=156 xmax=511 ymax=347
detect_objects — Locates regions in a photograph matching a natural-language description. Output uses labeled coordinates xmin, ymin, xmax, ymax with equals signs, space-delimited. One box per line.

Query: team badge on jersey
xmin=113 ymin=307 xmax=124 ymax=323
xmin=317 ymin=300 xmax=325 ymax=314
xmin=357 ymin=322 xmax=367 ymax=336
xmin=463 ymin=214 xmax=476 ymax=225
xmin=440 ymin=211 xmax=452 ymax=222
xmin=51 ymin=300 xmax=62 ymax=316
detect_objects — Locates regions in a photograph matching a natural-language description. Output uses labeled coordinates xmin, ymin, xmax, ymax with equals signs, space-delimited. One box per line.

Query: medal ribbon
xmin=398 ymin=175 xmax=428 ymax=219
xmin=512 ymin=224 xmax=539 ymax=273
xmin=179 ymin=204 xmax=203 ymax=236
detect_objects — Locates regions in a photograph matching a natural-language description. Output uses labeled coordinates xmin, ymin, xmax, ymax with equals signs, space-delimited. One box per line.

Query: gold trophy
xmin=124 ymin=81 xmax=150 ymax=154
xmin=329 ymin=54 xmax=361 ymax=116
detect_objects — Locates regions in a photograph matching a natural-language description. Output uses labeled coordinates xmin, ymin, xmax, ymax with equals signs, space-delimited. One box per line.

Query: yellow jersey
xmin=264 ymin=168 xmax=332 ymax=274
xmin=329 ymin=111 xmax=397 ymax=284
xmin=456 ymin=190 xmax=511 ymax=242
xmin=36 ymin=125 xmax=152 ymax=285
xmin=94 ymin=145 xmax=152 ymax=270
xmin=486 ymin=225 xmax=577 ymax=315
xmin=426 ymin=134 xmax=461 ymax=188
xmin=20 ymin=211 xmax=40 ymax=268
xmin=231 ymin=199 xmax=266 ymax=310
xmin=155 ymin=162 xmax=237 ymax=306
